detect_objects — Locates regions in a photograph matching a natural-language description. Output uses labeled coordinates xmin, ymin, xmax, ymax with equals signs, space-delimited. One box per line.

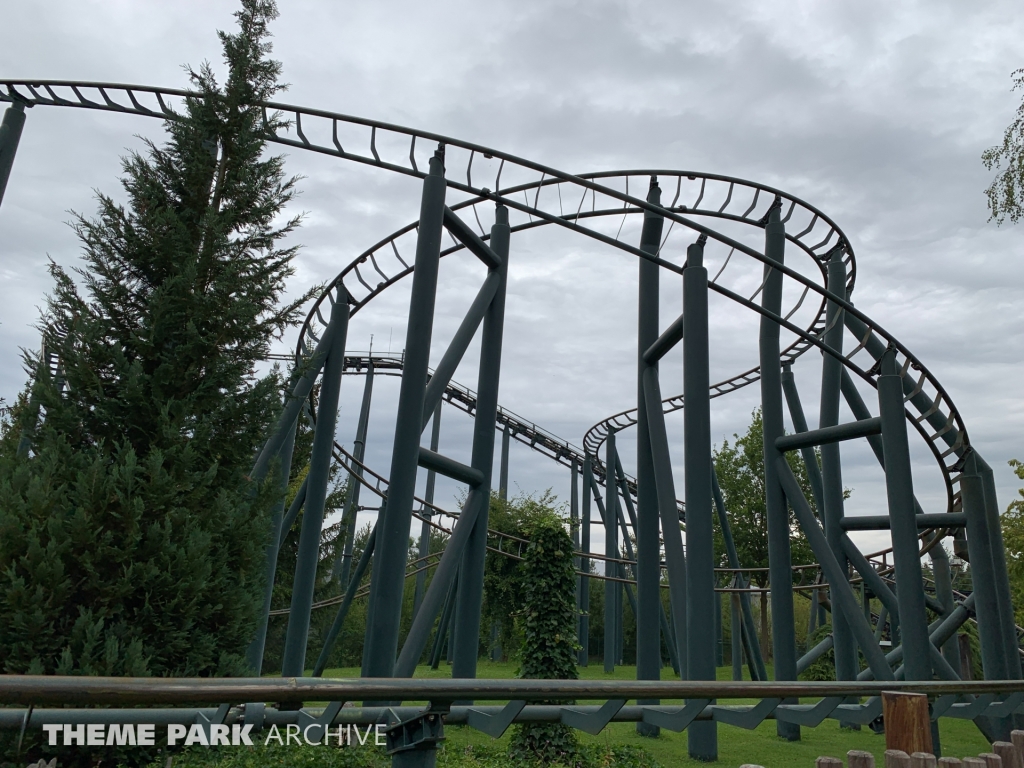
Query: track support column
xmin=364 ymin=148 xmax=447 ymax=678
xmin=877 ymin=347 xmax=931 ymax=683
xmin=604 ymin=432 xmax=620 ymax=674
xmin=636 ymin=178 xmax=664 ymax=736
xmin=413 ymin=401 xmax=442 ymax=619
xmin=579 ymin=455 xmax=593 ymax=665
xmin=281 ymin=294 xmax=350 ymax=677
xmin=761 ymin=201 xmax=800 ymax=740
xmin=336 ymin=360 xmax=376 ymax=589
xmin=0 ymin=101 xmax=27 ymax=208
xmin=451 ymin=204 xmax=511 ymax=682
xmin=819 ymin=248 xmax=858 ymax=689
xmin=683 ymin=236 xmax=717 ymax=760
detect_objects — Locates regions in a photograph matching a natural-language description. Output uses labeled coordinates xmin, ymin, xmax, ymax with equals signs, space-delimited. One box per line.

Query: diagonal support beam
xmin=420 ymin=270 xmax=501 ymax=428
xmin=642 ymin=313 xmax=684 ymax=365
xmin=443 ymin=206 xmax=502 ymax=269
xmin=776 ymin=457 xmax=895 ymax=681
xmin=417 ymin=447 xmax=483 ymax=486
xmin=775 ymin=417 xmax=881 ymax=453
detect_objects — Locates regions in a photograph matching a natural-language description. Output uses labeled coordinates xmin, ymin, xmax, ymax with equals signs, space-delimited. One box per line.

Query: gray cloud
xmin=2 ymin=0 xmax=1022 ymax=559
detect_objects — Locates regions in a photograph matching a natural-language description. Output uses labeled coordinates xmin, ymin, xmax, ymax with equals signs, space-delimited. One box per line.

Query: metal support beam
xmin=961 ymin=452 xmax=1011 ymax=681
xmin=605 ymin=431 xmax=620 ymax=674
xmin=281 ymin=296 xmax=350 ymax=677
xmin=775 ymin=417 xmax=881 ymax=453
xmin=976 ymin=454 xmax=1023 ymax=680
xmin=498 ymin=425 xmax=510 ymax=501
xmin=818 ymin=248 xmax=858 ymax=686
xmin=364 ymin=149 xmax=447 ymax=678
xmin=443 ymin=206 xmax=502 ymax=269
xmin=336 ymin=360 xmax=375 ymax=589
xmin=247 ymin=396 xmax=298 ymax=674
xmin=579 ymin=456 xmax=593 ymax=666
xmin=430 ymin=572 xmax=459 ymax=670
xmin=642 ymin=368 xmax=688 ymax=676
xmin=760 ymin=202 xmax=800 ymax=740
xmin=451 ymin=204 xmax=510 ymax=684
xmin=776 ymin=458 xmax=895 ymax=681
xmin=781 ymin=364 xmax=825 ymax=514
xmin=731 ymin=591 xmax=744 ymax=681
xmin=683 ymin=236 xmax=717 ymax=760
xmin=417 ymin=448 xmax=483 ymax=487
xmin=0 ymin=101 xmax=26 ymax=207
xmin=420 ymin=271 xmax=501 ymax=425
xmin=642 ymin=313 xmax=683 ymax=365
xmin=413 ymin=402 xmax=442 ymax=620
xmin=313 ymin=522 xmax=378 ymax=676
xmin=636 ymin=181 xmax=665 ymax=736
xmin=840 ymin=514 xmax=966 ymax=530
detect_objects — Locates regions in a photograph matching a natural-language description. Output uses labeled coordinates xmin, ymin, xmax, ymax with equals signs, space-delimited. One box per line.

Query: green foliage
xmin=508 ymin=509 xmax=581 ymax=764
xmin=483 ymin=490 xmax=562 ymax=661
xmin=0 ymin=1 xmax=303 ymax=765
xmin=982 ymin=69 xmax=1024 ymax=224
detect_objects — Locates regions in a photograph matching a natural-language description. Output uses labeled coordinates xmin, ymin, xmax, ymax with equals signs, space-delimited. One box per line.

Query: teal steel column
xmin=878 ymin=347 xmax=931 ymax=683
xmin=413 ymin=401 xmax=442 ymax=619
xmin=961 ymin=452 xmax=1010 ymax=681
xmin=683 ymin=236 xmax=717 ymax=761
xmin=281 ymin=295 xmax=350 ymax=677
xmin=642 ymin=368 xmax=688 ymax=676
xmin=780 ymin=363 xmax=825 ymax=514
xmin=976 ymin=454 xmax=1023 ymax=679
xmin=605 ymin=433 xmax=619 ymax=673
xmin=636 ymin=179 xmax=664 ymax=736
xmin=579 ymin=455 xmax=593 ymax=666
xmin=760 ymin=202 xmax=800 ymax=741
xmin=364 ymin=149 xmax=447 ymax=678
xmin=0 ymin=102 xmax=27 ymax=208
xmin=451 ymin=205 xmax=510 ymax=682
xmin=818 ymin=248 xmax=858 ymax=686
xmin=336 ymin=360 xmax=375 ymax=589
xmin=498 ymin=425 xmax=510 ymax=501
xmin=247 ymin=404 xmax=298 ymax=674
xmin=731 ymin=588 xmax=743 ymax=680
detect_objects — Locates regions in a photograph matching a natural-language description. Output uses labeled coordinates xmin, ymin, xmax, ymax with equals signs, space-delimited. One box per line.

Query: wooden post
xmin=887 ymin=751 xmax=912 ymax=768
xmin=817 ymin=758 xmax=843 ymax=767
xmin=978 ymin=754 xmax=1004 ymax=768
xmin=848 ymin=750 xmax=877 ymax=768
xmin=963 ymin=759 xmax=988 ymax=768
xmin=883 ymin=691 xmax=933 ymax=755
xmin=936 ymin=759 xmax=963 ymax=767
xmin=1013 ymin=732 xmax=1024 ymax=757
xmin=911 ymin=753 xmax=938 ymax=768
xmin=994 ymin=742 xmax=1023 ymax=768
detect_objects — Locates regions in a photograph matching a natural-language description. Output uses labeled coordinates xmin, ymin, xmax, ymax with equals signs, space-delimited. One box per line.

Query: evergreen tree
xmin=0 ymin=0 xmax=307 ymax=692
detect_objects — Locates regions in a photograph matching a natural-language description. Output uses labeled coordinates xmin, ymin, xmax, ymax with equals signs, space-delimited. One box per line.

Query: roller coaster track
xmin=1 ymin=81 xmax=969 ymax=519
xmin=2 ymin=80 xmax=985 ymax=667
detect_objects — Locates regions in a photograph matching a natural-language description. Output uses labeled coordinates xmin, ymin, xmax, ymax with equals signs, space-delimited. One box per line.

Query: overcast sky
xmin=2 ymin=0 xmax=1022 ymax=561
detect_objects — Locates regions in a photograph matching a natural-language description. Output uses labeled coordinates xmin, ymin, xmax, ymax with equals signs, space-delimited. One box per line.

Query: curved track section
xmin=0 ymin=82 xmax=967 ymax=519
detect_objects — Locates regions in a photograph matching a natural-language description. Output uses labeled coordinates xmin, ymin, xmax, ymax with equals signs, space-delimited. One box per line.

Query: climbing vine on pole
xmin=508 ymin=510 xmax=580 ymax=764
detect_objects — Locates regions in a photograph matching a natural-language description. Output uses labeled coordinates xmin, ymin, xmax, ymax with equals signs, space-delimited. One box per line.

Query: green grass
xmin=318 ymin=660 xmax=993 ymax=766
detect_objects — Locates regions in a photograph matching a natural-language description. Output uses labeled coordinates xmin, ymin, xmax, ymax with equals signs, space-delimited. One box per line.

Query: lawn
xmin=317 ymin=660 xmax=993 ymax=766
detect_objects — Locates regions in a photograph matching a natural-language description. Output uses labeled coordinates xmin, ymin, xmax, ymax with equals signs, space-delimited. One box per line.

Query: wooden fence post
xmin=883 ymin=691 xmax=933 ymax=755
